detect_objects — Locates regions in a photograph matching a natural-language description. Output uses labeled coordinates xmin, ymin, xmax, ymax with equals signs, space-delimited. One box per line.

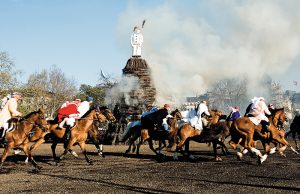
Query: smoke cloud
xmin=116 ymin=0 xmax=300 ymax=105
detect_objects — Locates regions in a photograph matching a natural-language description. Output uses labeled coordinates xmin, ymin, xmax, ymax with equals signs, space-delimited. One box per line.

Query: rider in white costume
xmin=190 ymin=101 xmax=210 ymax=130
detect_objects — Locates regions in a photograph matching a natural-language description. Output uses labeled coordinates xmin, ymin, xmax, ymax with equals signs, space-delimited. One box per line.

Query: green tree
xmin=77 ymin=84 xmax=106 ymax=106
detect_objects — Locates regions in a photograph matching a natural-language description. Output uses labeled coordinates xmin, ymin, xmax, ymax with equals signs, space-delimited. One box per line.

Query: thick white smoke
xmin=116 ymin=0 xmax=300 ymax=106
xmin=105 ymin=76 xmax=140 ymax=105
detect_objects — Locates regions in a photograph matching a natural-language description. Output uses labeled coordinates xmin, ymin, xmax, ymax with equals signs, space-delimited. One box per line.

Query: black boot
xmin=65 ymin=126 xmax=71 ymax=142
xmin=261 ymin=120 xmax=270 ymax=133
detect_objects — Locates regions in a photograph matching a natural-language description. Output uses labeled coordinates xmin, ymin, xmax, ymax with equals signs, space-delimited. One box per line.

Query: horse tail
xmin=120 ymin=121 xmax=141 ymax=142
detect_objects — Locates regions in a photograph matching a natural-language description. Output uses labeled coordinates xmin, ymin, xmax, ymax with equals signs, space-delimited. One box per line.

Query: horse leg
xmin=174 ymin=137 xmax=187 ymax=160
xmin=1 ymin=143 xmax=14 ymax=166
xmin=93 ymin=139 xmax=104 ymax=158
xmin=78 ymin=141 xmax=93 ymax=164
xmin=27 ymin=137 xmax=46 ymax=163
xmin=184 ymin=140 xmax=196 ymax=160
xmin=147 ymin=139 xmax=160 ymax=155
xmin=51 ymin=141 xmax=60 ymax=163
xmin=60 ymin=138 xmax=78 ymax=160
xmin=213 ymin=141 xmax=222 ymax=161
xmin=22 ymin=143 xmax=40 ymax=169
xmin=291 ymin=131 xmax=299 ymax=149
xmin=136 ymin=137 xmax=144 ymax=155
xmin=296 ymin=131 xmax=300 ymax=149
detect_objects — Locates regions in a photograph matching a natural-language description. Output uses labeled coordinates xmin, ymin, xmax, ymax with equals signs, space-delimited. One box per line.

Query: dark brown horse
xmin=173 ymin=109 xmax=228 ymax=161
xmin=121 ymin=109 xmax=182 ymax=156
xmin=229 ymin=108 xmax=298 ymax=164
xmin=0 ymin=109 xmax=48 ymax=168
xmin=87 ymin=106 xmax=116 ymax=157
xmin=285 ymin=115 xmax=300 ymax=149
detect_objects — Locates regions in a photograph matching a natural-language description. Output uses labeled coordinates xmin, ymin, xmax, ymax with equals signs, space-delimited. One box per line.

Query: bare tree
xmin=22 ymin=65 xmax=77 ymax=117
xmin=0 ymin=51 xmax=20 ymax=95
xmin=209 ymin=78 xmax=248 ymax=113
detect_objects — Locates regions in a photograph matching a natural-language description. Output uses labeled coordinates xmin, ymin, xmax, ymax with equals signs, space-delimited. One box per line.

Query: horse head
xmin=170 ymin=109 xmax=183 ymax=120
xmin=272 ymin=108 xmax=288 ymax=128
xmin=208 ymin=109 xmax=223 ymax=125
xmin=99 ymin=106 xmax=116 ymax=122
xmin=22 ymin=109 xmax=48 ymax=131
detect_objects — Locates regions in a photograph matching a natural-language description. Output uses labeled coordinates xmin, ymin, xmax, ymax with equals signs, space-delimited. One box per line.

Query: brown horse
xmin=57 ymin=108 xmax=109 ymax=164
xmin=29 ymin=106 xmax=116 ymax=162
xmin=173 ymin=109 xmax=228 ymax=161
xmin=229 ymin=108 xmax=299 ymax=164
xmin=0 ymin=109 xmax=48 ymax=168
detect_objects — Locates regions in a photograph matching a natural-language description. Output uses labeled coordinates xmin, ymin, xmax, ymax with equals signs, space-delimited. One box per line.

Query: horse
xmin=121 ymin=109 xmax=182 ymax=156
xmin=173 ymin=109 xmax=229 ymax=161
xmin=285 ymin=115 xmax=300 ymax=149
xmin=229 ymin=108 xmax=299 ymax=164
xmin=87 ymin=106 xmax=116 ymax=157
xmin=0 ymin=109 xmax=48 ymax=169
xmin=29 ymin=108 xmax=108 ymax=164
xmin=57 ymin=108 xmax=110 ymax=164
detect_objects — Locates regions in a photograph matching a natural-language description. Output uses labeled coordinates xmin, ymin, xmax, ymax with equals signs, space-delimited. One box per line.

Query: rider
xmin=0 ymin=92 xmax=23 ymax=141
xmin=141 ymin=104 xmax=170 ymax=131
xmin=57 ymin=97 xmax=93 ymax=140
xmin=247 ymin=97 xmax=271 ymax=133
xmin=268 ymin=103 xmax=275 ymax=114
xmin=190 ymin=101 xmax=210 ymax=130
xmin=228 ymin=106 xmax=241 ymax=126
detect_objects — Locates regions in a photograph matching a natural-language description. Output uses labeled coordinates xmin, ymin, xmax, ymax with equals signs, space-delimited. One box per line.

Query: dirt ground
xmin=0 ymin=141 xmax=300 ymax=194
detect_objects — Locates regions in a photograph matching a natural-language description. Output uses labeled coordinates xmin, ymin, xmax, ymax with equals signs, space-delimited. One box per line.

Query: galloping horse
xmin=57 ymin=108 xmax=109 ymax=164
xmin=29 ymin=108 xmax=108 ymax=164
xmin=229 ymin=108 xmax=298 ymax=164
xmin=285 ymin=115 xmax=300 ymax=149
xmin=87 ymin=106 xmax=116 ymax=157
xmin=173 ymin=109 xmax=228 ymax=161
xmin=121 ymin=109 xmax=182 ymax=155
xmin=0 ymin=109 xmax=48 ymax=168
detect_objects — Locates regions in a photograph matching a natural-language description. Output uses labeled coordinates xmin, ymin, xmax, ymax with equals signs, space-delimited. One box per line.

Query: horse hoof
xmin=215 ymin=157 xmax=222 ymax=162
xmin=71 ymin=151 xmax=78 ymax=158
xmin=88 ymin=161 xmax=93 ymax=165
xmin=236 ymin=152 xmax=243 ymax=160
xmin=36 ymin=165 xmax=42 ymax=170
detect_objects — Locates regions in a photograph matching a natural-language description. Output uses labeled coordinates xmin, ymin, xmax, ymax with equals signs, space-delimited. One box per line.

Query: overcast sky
xmin=0 ymin=0 xmax=299 ymax=102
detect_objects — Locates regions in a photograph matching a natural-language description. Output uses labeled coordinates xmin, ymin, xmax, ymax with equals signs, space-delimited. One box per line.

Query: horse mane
xmin=99 ymin=106 xmax=108 ymax=111
xmin=275 ymin=108 xmax=284 ymax=112
xmin=21 ymin=110 xmax=40 ymax=121
xmin=170 ymin=109 xmax=179 ymax=115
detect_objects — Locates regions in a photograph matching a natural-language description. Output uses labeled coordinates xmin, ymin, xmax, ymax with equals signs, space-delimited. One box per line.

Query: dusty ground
xmin=0 ymin=141 xmax=300 ymax=194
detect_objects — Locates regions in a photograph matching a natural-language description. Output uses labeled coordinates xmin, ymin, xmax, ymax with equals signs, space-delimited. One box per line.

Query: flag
xmin=293 ymin=81 xmax=297 ymax=86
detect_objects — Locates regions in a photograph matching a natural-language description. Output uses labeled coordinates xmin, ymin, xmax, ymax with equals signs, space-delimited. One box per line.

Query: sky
xmin=1 ymin=0 xmax=300 ymax=104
